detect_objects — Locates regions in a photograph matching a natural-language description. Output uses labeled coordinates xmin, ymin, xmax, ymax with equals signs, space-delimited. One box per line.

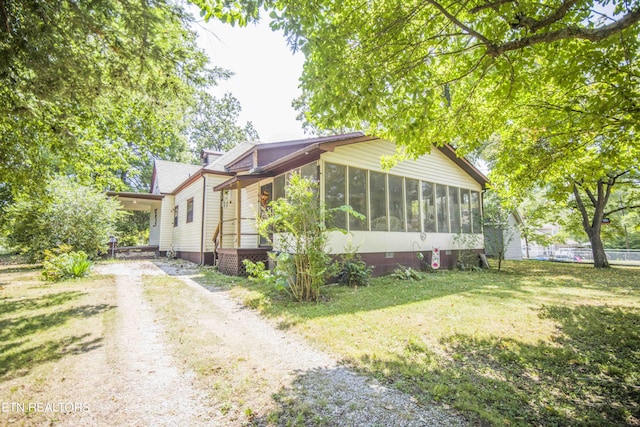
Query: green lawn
xmin=197 ymin=261 xmax=640 ymax=426
xmin=0 ymin=260 xmax=116 ymax=425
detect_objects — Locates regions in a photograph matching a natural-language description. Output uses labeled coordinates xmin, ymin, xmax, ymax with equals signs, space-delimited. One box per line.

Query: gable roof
xmin=151 ymin=160 xmax=201 ymax=194
xmin=153 ymin=133 xmax=489 ymax=194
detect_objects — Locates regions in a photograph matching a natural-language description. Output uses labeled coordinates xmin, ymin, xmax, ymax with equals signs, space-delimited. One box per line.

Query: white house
xmin=110 ymin=133 xmax=489 ymax=276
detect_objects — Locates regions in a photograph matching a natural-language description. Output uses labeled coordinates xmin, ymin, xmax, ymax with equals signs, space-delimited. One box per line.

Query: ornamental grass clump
xmin=42 ymin=245 xmax=93 ymax=282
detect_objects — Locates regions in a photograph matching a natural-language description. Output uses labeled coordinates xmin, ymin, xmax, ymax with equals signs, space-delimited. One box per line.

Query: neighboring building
xmin=484 ymin=211 xmax=523 ymax=261
xmin=110 ymin=133 xmax=489 ymax=276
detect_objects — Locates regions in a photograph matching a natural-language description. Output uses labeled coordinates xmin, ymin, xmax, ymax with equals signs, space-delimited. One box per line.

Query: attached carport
xmin=106 ymin=192 xmax=165 ymax=253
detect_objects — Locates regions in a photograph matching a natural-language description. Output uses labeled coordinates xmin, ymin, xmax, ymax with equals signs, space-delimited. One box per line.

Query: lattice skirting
xmin=217 ymin=248 xmax=269 ymax=276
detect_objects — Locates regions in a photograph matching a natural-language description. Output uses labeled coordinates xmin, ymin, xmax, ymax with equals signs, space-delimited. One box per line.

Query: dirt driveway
xmin=47 ymin=261 xmax=463 ymax=426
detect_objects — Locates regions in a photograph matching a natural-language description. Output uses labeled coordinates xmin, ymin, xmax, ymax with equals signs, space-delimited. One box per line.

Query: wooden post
xmin=236 ymin=181 xmax=242 ymax=248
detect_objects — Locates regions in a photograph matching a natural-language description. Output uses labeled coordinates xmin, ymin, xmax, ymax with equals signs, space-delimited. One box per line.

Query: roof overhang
xmin=213 ymin=173 xmax=274 ymax=191
xmin=437 ymin=145 xmax=490 ymax=189
xmin=106 ymin=191 xmax=164 ymax=211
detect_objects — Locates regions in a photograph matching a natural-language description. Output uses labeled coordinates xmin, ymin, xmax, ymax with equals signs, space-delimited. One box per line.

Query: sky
xmin=191 ymin=14 xmax=308 ymax=143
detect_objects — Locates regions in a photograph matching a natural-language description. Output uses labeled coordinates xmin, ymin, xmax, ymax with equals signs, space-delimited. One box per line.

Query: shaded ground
xmin=152 ymin=260 xmax=465 ymax=426
xmin=1 ymin=261 xmax=464 ymax=426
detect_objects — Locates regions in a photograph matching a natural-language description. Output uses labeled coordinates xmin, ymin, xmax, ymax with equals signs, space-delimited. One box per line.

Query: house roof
xmin=153 ymin=132 xmax=489 ymax=194
xmin=204 ymin=142 xmax=256 ymax=172
xmin=151 ymin=160 xmax=202 ymax=194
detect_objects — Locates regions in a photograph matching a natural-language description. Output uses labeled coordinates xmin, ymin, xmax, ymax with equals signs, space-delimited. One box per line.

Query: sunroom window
xmin=348 ymin=167 xmax=368 ymax=231
xmin=324 ymin=163 xmax=347 ymax=229
xmin=369 ymin=171 xmax=388 ymax=231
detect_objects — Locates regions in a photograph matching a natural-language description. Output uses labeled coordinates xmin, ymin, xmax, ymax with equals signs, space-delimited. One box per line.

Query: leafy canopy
xmin=3 ymin=176 xmax=121 ymax=261
xmin=196 ymin=0 xmax=639 ymax=266
xmin=0 ymin=0 xmax=255 ymax=194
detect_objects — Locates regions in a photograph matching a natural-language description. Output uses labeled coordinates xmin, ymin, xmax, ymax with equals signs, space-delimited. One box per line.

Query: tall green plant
xmin=254 ymin=174 xmax=363 ymax=302
xmin=3 ymin=176 xmax=121 ymax=261
xmin=255 ymin=174 xmax=329 ymax=301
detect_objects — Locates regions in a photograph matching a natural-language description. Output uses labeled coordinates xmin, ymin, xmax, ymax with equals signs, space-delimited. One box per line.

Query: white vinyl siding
xmin=322 ymin=139 xmax=480 ymax=189
xmin=172 ymin=179 xmax=203 ymax=252
xmin=158 ymin=195 xmax=175 ymax=251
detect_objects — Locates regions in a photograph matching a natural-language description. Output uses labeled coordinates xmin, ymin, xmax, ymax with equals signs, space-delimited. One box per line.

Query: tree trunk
xmin=573 ymin=181 xmax=611 ymax=268
xmin=589 ymin=225 xmax=610 ymax=268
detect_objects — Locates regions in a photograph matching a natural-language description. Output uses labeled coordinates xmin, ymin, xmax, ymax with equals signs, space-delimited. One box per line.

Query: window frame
xmin=173 ymin=205 xmax=179 ymax=227
xmin=186 ymin=198 xmax=194 ymax=223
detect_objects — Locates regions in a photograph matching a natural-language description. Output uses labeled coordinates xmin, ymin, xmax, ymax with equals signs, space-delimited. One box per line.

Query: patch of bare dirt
xmin=51 ymin=262 xmax=218 ymax=426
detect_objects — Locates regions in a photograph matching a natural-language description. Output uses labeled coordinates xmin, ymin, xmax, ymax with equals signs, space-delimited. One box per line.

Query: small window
xmin=388 ymin=175 xmax=405 ymax=231
xmin=153 ymin=208 xmax=158 ymax=227
xmin=273 ymin=175 xmax=285 ymax=200
xmin=422 ymin=182 xmax=436 ymax=232
xmin=461 ymin=190 xmax=471 ymax=233
xmin=405 ymin=178 xmax=420 ymax=232
xmin=300 ymin=161 xmax=318 ymax=181
xmin=186 ymin=198 xmax=194 ymax=223
xmin=449 ymin=187 xmax=461 ymax=233
xmin=173 ymin=205 xmax=179 ymax=227
xmin=471 ymin=191 xmax=481 ymax=233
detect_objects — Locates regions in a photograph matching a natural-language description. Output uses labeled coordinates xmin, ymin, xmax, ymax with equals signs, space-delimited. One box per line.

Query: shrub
xmin=336 ymin=259 xmax=372 ymax=288
xmin=390 ymin=265 xmax=422 ymax=281
xmin=42 ymin=249 xmax=93 ymax=282
xmin=3 ymin=176 xmax=121 ymax=261
xmin=256 ymin=174 xmax=334 ymax=302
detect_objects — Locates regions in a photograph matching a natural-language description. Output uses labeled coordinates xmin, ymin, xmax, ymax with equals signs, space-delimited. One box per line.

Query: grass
xmin=196 ymin=260 xmax=640 ymax=426
xmin=142 ymin=273 xmax=277 ymax=425
xmin=0 ymin=258 xmax=116 ymax=425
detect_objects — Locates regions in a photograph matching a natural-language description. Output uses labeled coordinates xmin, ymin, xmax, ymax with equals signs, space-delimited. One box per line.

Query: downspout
xmin=200 ymin=172 xmax=207 ymax=265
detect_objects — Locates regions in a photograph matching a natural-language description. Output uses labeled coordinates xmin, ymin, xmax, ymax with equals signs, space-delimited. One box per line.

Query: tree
xmin=3 ymin=177 xmax=121 ymax=261
xmin=186 ymin=91 xmax=259 ymax=159
xmin=195 ymin=0 xmax=640 ymax=268
xmin=0 ymin=0 xmax=223 ymax=194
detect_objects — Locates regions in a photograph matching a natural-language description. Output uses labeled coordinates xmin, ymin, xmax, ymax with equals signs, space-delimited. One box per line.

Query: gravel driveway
xmin=67 ymin=261 xmax=465 ymax=426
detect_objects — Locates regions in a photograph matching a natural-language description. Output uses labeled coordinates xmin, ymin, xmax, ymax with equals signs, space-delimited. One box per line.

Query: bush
xmin=42 ymin=248 xmax=93 ymax=282
xmin=256 ymin=174 xmax=336 ymax=302
xmin=3 ymin=176 xmax=121 ymax=261
xmin=390 ymin=265 xmax=422 ymax=281
xmin=336 ymin=260 xmax=372 ymax=287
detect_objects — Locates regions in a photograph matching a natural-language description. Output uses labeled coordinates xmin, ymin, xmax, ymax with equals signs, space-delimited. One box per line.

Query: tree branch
xmin=530 ymin=0 xmax=580 ymax=32
xmin=488 ymin=9 xmax=640 ymax=56
xmin=0 ymin=0 xmax=10 ymax=33
xmin=425 ymin=0 xmax=495 ymax=47
xmin=469 ymin=0 xmax=516 ymax=14
xmin=573 ymin=184 xmax=592 ymax=233
xmin=604 ymin=204 xmax=640 ymax=216
xmin=575 ymin=181 xmax=598 ymax=207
